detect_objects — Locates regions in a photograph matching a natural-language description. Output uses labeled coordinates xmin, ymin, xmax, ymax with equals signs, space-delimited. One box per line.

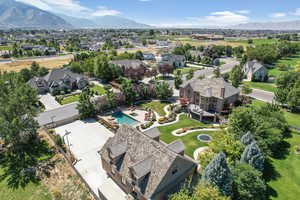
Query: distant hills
xmin=0 ymin=0 xmax=152 ymax=29
xmin=230 ymin=20 xmax=300 ymax=30
xmin=57 ymin=14 xmax=152 ymax=29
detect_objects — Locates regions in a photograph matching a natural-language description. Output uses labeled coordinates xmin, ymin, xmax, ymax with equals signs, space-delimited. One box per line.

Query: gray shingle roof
xmin=35 ymin=103 xmax=79 ymax=126
xmin=167 ymin=140 xmax=185 ymax=154
xmin=182 ymin=78 xmax=240 ymax=99
xmin=99 ymin=125 xmax=197 ymax=199
xmin=245 ymin=60 xmax=267 ymax=74
xmin=111 ymin=59 xmax=146 ymax=70
xmin=144 ymin=127 xmax=161 ymax=139
xmin=43 ymin=68 xmax=85 ymax=83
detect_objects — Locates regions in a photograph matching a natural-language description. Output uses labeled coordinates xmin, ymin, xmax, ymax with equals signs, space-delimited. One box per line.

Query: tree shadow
xmin=272 ymin=140 xmax=291 ymax=160
xmin=0 ymin=137 xmax=54 ymax=189
xmin=266 ymin=184 xmax=278 ymax=200
xmin=263 ymin=159 xmax=280 ymax=182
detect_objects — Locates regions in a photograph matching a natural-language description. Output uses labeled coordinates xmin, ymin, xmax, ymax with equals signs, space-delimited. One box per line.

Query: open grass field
xmin=231 ymin=38 xmax=279 ymax=45
xmin=269 ymin=53 xmax=300 ymax=78
xmin=244 ymin=81 xmax=277 ymax=93
xmin=158 ymin=114 xmax=218 ymax=157
xmin=0 ymin=57 xmax=73 ymax=72
xmin=174 ymin=40 xmax=248 ymax=48
xmin=268 ymin=131 xmax=300 ymax=200
xmin=139 ymin=101 xmax=170 ymax=116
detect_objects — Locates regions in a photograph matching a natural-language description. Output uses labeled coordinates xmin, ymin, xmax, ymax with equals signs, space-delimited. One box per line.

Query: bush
xmin=53 ymin=134 xmax=66 ymax=152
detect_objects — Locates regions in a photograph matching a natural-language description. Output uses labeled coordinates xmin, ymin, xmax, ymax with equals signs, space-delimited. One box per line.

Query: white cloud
xmin=16 ymin=0 xmax=120 ymax=18
xmin=237 ymin=10 xmax=250 ymax=14
xmin=270 ymin=13 xmax=287 ymax=18
xmin=92 ymin=7 xmax=121 ymax=17
xmin=193 ymin=11 xmax=249 ymax=26
xmin=292 ymin=8 xmax=300 ymax=16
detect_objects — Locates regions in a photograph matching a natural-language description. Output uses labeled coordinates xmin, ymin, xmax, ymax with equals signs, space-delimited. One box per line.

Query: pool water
xmin=112 ymin=112 xmax=139 ymax=126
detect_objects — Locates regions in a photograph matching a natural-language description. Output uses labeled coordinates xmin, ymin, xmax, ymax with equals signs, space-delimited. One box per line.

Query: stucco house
xmin=180 ymin=78 xmax=240 ymax=121
xmin=243 ymin=60 xmax=268 ymax=82
xmin=28 ymin=68 xmax=88 ymax=95
xmin=99 ymin=126 xmax=197 ymax=200
xmin=111 ymin=59 xmax=148 ymax=80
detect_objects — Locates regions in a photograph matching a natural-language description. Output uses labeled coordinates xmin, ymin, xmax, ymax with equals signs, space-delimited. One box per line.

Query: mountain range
xmin=230 ymin=20 xmax=300 ymax=30
xmin=0 ymin=0 xmax=151 ymax=29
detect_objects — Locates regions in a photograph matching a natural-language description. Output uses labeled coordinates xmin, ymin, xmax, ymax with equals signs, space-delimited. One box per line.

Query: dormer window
xmin=172 ymin=168 xmax=178 ymax=175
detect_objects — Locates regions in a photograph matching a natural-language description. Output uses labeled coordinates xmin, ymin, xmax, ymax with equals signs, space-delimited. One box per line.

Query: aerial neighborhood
xmin=1 ymin=0 xmax=300 ymax=200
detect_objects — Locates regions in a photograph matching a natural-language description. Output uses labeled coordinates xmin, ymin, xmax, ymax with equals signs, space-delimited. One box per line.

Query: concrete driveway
xmin=55 ymin=120 xmax=127 ymax=200
xmin=39 ymin=94 xmax=62 ymax=111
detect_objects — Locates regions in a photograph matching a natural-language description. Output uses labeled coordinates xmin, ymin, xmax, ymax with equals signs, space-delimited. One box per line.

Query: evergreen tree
xmin=240 ymin=131 xmax=254 ymax=146
xmin=240 ymin=142 xmax=265 ymax=171
xmin=202 ymin=152 xmax=233 ymax=196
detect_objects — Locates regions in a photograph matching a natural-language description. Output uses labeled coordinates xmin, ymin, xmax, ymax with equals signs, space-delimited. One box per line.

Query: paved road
xmin=185 ymin=58 xmax=240 ymax=81
xmin=248 ymin=88 xmax=275 ymax=103
xmin=0 ymin=54 xmax=73 ymax=65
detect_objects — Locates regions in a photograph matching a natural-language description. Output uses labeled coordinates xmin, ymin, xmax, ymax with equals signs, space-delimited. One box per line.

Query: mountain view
xmin=1 ymin=1 xmax=300 ymax=200
xmin=0 ymin=0 xmax=151 ymax=29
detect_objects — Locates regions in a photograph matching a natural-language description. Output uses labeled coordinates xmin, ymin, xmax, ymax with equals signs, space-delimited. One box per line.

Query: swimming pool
xmin=112 ymin=112 xmax=139 ymax=126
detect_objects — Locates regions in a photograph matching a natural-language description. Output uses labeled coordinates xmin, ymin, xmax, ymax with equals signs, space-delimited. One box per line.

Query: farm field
xmin=0 ymin=56 xmax=73 ymax=72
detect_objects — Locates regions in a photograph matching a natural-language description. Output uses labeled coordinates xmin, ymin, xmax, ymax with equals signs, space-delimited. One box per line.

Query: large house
xmin=28 ymin=68 xmax=88 ymax=95
xmin=158 ymin=54 xmax=186 ymax=68
xmin=111 ymin=59 xmax=148 ymax=80
xmin=180 ymin=78 xmax=240 ymax=121
xmin=243 ymin=60 xmax=268 ymax=82
xmin=99 ymin=126 xmax=197 ymax=200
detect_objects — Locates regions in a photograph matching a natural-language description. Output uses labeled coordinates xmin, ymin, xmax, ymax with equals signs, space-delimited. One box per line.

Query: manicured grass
xmin=269 ymin=53 xmax=300 ymax=78
xmin=251 ymin=100 xmax=300 ymax=128
xmin=60 ymin=85 xmax=106 ymax=105
xmin=244 ymin=81 xmax=276 ymax=93
xmin=268 ymin=132 xmax=300 ymax=200
xmin=158 ymin=114 xmax=219 ymax=157
xmin=60 ymin=94 xmax=80 ymax=105
xmin=0 ymin=168 xmax=52 ymax=200
xmin=231 ymin=38 xmax=279 ymax=45
xmin=0 ymin=46 xmax=11 ymax=50
xmin=174 ymin=66 xmax=200 ymax=75
xmin=284 ymin=112 xmax=300 ymax=128
xmin=139 ymin=101 xmax=170 ymax=116
xmin=90 ymin=85 xmax=106 ymax=95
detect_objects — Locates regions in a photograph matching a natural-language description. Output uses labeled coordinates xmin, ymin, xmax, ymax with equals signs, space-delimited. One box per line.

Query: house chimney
xmin=220 ymin=88 xmax=225 ymax=98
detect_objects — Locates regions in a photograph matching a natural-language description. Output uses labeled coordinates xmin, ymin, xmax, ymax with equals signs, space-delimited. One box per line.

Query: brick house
xmin=111 ymin=59 xmax=148 ymax=80
xmin=99 ymin=126 xmax=197 ymax=200
xmin=180 ymin=78 xmax=240 ymax=121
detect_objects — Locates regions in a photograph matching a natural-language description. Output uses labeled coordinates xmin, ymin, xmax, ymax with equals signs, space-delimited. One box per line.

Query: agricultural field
xmin=231 ymin=38 xmax=279 ymax=45
xmin=0 ymin=56 xmax=73 ymax=72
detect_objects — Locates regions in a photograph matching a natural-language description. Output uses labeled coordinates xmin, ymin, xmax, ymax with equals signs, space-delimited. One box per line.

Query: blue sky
xmin=16 ymin=0 xmax=300 ymax=27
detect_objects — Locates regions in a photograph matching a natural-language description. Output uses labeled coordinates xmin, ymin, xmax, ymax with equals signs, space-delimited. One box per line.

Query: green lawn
xmin=268 ymin=132 xmax=300 ymax=200
xmin=251 ymin=100 xmax=300 ymax=128
xmin=244 ymin=82 xmax=276 ymax=93
xmin=284 ymin=112 xmax=300 ymax=128
xmin=158 ymin=114 xmax=219 ymax=157
xmin=90 ymin=85 xmax=106 ymax=95
xmin=269 ymin=53 xmax=300 ymax=78
xmin=230 ymin=38 xmax=279 ymax=45
xmin=0 ymin=168 xmax=52 ymax=200
xmin=139 ymin=101 xmax=170 ymax=116
xmin=0 ymin=46 xmax=11 ymax=51
xmin=60 ymin=85 xmax=106 ymax=105
xmin=174 ymin=66 xmax=201 ymax=75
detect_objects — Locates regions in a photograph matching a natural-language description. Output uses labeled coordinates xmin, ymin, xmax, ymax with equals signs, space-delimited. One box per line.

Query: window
xmin=172 ymin=168 xmax=178 ymax=175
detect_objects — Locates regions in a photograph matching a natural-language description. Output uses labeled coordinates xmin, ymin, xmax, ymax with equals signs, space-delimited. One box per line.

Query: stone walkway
xmin=171 ymin=128 xmax=221 ymax=137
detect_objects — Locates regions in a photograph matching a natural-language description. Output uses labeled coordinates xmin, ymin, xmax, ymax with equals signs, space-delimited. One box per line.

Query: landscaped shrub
xmin=141 ymin=121 xmax=154 ymax=129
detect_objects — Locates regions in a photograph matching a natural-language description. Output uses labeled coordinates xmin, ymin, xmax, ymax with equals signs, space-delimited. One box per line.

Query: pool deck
xmin=100 ymin=107 xmax=148 ymax=127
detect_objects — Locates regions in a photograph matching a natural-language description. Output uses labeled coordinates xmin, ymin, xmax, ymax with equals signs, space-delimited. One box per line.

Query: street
xmin=248 ymin=88 xmax=275 ymax=103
